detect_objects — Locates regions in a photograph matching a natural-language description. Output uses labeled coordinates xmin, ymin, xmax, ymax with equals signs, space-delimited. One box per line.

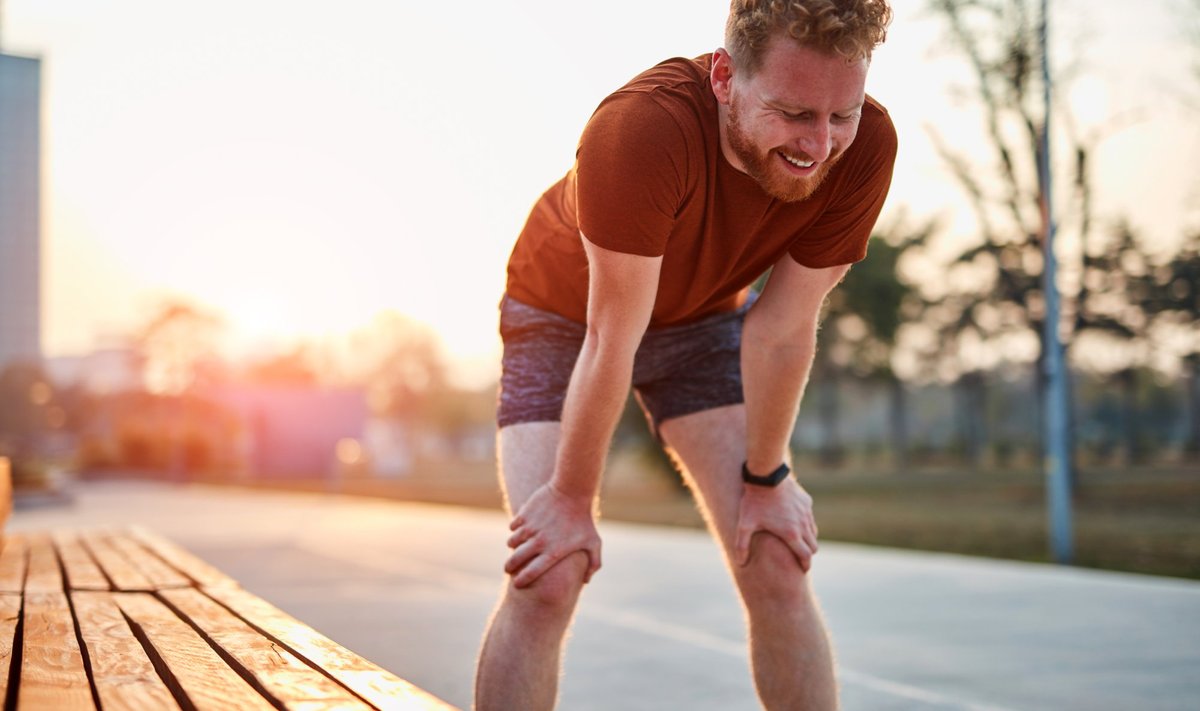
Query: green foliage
xmin=820 ymin=219 xmax=933 ymax=380
xmin=837 ymin=239 xmax=909 ymax=345
xmin=0 ymin=362 xmax=60 ymax=459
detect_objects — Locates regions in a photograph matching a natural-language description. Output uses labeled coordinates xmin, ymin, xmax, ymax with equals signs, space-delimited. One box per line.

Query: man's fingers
xmin=583 ymin=545 xmax=602 ymax=584
xmin=512 ymin=550 xmax=563 ymax=589
xmin=508 ymin=516 xmax=524 ymax=531
xmin=784 ymin=533 xmax=814 ymax=573
xmin=504 ymin=538 xmax=542 ymax=575
xmin=800 ymin=518 xmax=819 ymax=556
xmin=506 ymin=527 xmax=532 ymax=549
xmin=809 ymin=530 xmax=820 ymax=555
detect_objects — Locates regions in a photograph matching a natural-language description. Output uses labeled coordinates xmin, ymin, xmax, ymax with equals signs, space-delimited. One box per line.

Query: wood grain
xmin=24 ymin=534 xmax=63 ymax=594
xmin=128 ymin=527 xmax=240 ymax=590
xmin=0 ymin=457 xmax=11 ymax=534
xmin=112 ymin=592 xmax=275 ymax=711
xmin=0 ymin=535 xmax=29 ymax=594
xmin=54 ymin=532 xmax=110 ymax=592
xmin=205 ymin=586 xmax=458 ymax=710
xmin=71 ymin=591 xmax=181 ymax=711
xmin=83 ymin=533 xmax=154 ymax=592
xmin=0 ymin=594 xmax=21 ymax=704
xmin=2 ymin=527 xmax=455 ymax=710
xmin=19 ymin=591 xmax=95 ymax=710
xmin=160 ymin=588 xmax=371 ymax=710
xmin=107 ymin=532 xmax=191 ymax=590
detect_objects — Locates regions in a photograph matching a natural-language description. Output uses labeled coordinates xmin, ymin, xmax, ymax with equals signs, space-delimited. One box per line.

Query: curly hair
xmin=726 ymin=0 xmax=893 ymax=71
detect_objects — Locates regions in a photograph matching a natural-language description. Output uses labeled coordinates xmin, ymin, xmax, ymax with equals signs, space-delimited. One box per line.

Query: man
xmin=475 ymin=1 xmax=895 ymax=709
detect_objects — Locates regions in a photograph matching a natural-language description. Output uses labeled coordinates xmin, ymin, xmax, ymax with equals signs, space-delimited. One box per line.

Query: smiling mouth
xmin=779 ymin=151 xmax=815 ymax=169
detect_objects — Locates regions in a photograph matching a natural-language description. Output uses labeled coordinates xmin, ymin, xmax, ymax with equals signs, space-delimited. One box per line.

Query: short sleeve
xmin=787 ymin=106 xmax=898 ymax=268
xmin=575 ymin=93 xmax=689 ymax=257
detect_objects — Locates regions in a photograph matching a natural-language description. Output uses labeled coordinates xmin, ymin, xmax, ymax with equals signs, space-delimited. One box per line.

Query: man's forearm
xmin=741 ymin=312 xmax=818 ymax=474
xmin=550 ymin=336 xmax=635 ymax=500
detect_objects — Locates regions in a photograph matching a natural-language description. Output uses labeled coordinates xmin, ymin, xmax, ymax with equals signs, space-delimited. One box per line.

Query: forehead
xmin=741 ymin=38 xmax=868 ymax=110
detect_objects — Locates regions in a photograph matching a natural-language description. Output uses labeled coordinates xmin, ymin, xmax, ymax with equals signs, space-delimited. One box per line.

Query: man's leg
xmin=475 ymin=422 xmax=589 ymax=711
xmin=659 ymin=405 xmax=838 ymax=711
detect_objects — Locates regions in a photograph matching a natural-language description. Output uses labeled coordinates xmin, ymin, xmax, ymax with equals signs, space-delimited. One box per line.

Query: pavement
xmin=9 ymin=479 xmax=1199 ymax=711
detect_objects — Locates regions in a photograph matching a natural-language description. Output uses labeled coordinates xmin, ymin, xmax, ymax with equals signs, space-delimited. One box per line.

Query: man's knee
xmin=507 ymin=550 xmax=589 ymax=614
xmin=736 ymin=533 xmax=811 ymax=607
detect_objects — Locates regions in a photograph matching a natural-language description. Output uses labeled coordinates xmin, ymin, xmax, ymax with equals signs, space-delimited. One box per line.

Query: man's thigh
xmin=657 ymin=404 xmax=749 ymax=553
xmin=497 ymin=422 xmax=562 ymax=515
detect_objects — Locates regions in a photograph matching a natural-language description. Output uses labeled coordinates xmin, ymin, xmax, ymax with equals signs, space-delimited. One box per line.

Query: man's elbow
xmin=580 ymin=323 xmax=641 ymax=368
xmin=743 ymin=312 xmax=819 ymax=353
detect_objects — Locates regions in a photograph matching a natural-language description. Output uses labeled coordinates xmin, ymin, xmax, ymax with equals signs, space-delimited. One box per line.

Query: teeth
xmin=782 ymin=153 xmax=814 ymax=168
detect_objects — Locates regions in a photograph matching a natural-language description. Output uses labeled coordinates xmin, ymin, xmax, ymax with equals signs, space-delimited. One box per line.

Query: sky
xmin=3 ymin=0 xmax=1195 ymax=386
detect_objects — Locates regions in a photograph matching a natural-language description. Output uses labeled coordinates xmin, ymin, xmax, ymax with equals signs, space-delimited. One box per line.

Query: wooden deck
xmin=0 ymin=526 xmax=459 ymax=710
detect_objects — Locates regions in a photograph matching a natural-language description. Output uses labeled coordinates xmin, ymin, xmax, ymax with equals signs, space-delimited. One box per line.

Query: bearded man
xmin=475 ymin=2 xmax=896 ymax=709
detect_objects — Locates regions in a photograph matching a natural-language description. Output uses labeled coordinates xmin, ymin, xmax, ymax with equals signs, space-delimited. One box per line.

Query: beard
xmin=725 ymin=96 xmax=842 ymax=203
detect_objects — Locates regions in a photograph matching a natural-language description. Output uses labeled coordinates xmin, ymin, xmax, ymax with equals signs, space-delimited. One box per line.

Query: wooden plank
xmin=0 ymin=456 xmax=11 ymax=533
xmin=25 ymin=534 xmax=63 ymax=594
xmin=53 ymin=532 xmax=111 ymax=592
xmin=112 ymin=592 xmax=276 ymax=711
xmin=20 ymin=591 xmax=96 ymax=710
xmin=71 ymin=591 xmax=181 ymax=711
xmin=0 ymin=534 xmax=29 ymax=594
xmin=82 ymin=533 xmax=154 ymax=592
xmin=107 ymin=532 xmax=191 ymax=590
xmin=127 ymin=527 xmax=240 ymax=590
xmin=160 ymin=588 xmax=372 ymax=710
xmin=205 ymin=586 xmax=458 ymax=710
xmin=0 ymin=594 xmax=21 ymax=704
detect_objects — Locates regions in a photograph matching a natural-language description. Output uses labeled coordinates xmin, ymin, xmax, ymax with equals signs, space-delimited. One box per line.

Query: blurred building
xmin=204 ymin=385 xmax=369 ymax=479
xmin=0 ymin=52 xmax=42 ymax=368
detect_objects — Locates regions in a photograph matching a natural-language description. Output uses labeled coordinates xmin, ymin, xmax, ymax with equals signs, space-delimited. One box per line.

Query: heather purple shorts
xmin=496 ymin=294 xmax=753 ymax=436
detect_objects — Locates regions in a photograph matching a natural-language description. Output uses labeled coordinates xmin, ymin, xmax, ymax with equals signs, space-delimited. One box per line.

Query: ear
xmin=711 ymin=48 xmax=735 ymax=106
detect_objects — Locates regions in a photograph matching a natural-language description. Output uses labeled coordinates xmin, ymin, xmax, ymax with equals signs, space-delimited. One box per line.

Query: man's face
xmin=717 ymin=38 xmax=869 ymax=202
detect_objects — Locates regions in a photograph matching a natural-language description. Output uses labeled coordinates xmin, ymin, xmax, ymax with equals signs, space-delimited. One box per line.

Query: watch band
xmin=741 ymin=461 xmax=791 ymax=487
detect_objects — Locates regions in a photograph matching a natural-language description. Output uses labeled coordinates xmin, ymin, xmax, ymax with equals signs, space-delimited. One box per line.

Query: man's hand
xmin=505 ymin=482 xmax=602 ymax=589
xmin=734 ymin=478 xmax=819 ymax=572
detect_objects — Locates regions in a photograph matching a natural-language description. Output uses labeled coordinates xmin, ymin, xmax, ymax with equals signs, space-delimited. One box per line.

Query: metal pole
xmin=1039 ymin=0 xmax=1074 ymax=564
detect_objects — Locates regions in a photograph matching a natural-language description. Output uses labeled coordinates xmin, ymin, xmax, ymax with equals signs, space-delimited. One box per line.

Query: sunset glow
xmin=3 ymin=0 xmax=1193 ymax=385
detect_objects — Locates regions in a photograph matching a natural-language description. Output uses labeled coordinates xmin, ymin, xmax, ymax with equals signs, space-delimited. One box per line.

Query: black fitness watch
xmin=741 ymin=461 xmax=791 ymax=487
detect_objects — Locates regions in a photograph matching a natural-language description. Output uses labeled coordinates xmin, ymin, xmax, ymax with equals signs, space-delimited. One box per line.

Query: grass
xmin=100 ymin=456 xmax=1200 ymax=581
xmin=754 ymin=467 xmax=1200 ymax=580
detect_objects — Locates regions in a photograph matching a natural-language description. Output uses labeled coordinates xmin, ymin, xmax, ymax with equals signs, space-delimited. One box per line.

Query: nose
xmin=796 ymin=121 xmax=832 ymax=162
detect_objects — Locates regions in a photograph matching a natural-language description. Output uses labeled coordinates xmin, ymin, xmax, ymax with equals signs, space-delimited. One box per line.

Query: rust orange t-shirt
xmin=505 ymin=54 xmax=897 ymax=328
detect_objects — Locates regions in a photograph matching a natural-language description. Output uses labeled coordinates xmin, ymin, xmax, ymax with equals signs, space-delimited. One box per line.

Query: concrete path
xmin=9 ymin=480 xmax=1198 ymax=710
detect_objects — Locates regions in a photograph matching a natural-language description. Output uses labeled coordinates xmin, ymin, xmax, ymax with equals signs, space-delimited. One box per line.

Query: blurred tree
xmin=923 ymin=0 xmax=1114 ymax=469
xmin=1071 ymin=222 xmax=1157 ymax=464
xmin=1139 ymin=231 xmax=1200 ymax=457
xmin=136 ymin=301 xmax=226 ymax=395
xmin=242 ymin=346 xmax=320 ymax=386
xmin=818 ymin=216 xmax=935 ymax=470
xmin=132 ymin=300 xmax=226 ymax=479
xmin=0 ymin=362 xmax=53 ymax=462
xmin=350 ymin=311 xmax=448 ymax=423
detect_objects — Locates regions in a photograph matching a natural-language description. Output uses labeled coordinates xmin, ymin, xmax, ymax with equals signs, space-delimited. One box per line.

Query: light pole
xmin=1038 ymin=0 xmax=1075 ymax=564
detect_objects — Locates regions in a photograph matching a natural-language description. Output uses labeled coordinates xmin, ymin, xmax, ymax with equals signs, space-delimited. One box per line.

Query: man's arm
xmin=735 ymin=255 xmax=850 ymax=570
xmin=505 ymin=235 xmax=661 ymax=588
